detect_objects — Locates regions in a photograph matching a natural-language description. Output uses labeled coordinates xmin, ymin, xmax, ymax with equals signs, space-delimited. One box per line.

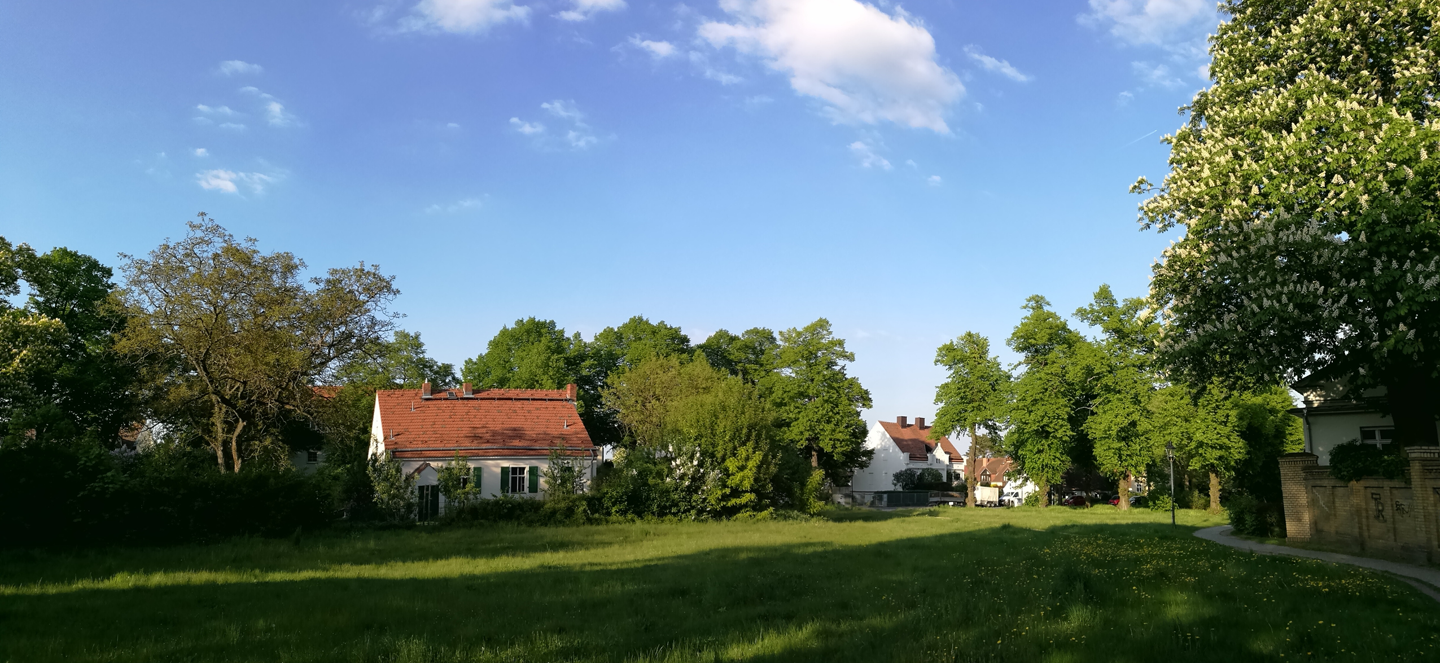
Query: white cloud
xmin=849 ymin=140 xmax=891 ymax=170
xmin=446 ymin=122 xmax=461 ymax=129
xmin=927 ymin=175 xmax=942 ymax=186
xmin=963 ymin=45 xmax=1032 ymax=83
xmin=556 ymin=0 xmax=625 ymax=22
xmin=195 ymin=169 xmax=276 ymax=195
xmin=700 ymin=0 xmax=963 ymax=133
xmin=425 ymin=198 xmax=484 ymax=213
xmin=904 ymin=159 xmax=917 ymax=168
xmin=195 ymin=104 xmax=239 ymax=116
xmin=1196 ymin=63 xmax=1210 ymax=81
xmin=401 ymin=0 xmax=530 ymax=34
xmin=1080 ymin=0 xmax=1210 ymax=46
xmin=509 ymin=118 xmax=545 ymax=134
xmin=1132 ymin=61 xmax=1182 ymax=88
xmin=219 ymin=122 xmax=247 ymax=130
xmin=217 ymin=60 xmax=263 ymax=76
xmin=628 ymin=35 xmax=677 ymax=59
xmin=513 ymin=100 xmax=600 ymax=149
xmin=193 ymin=148 xmax=209 ymax=157
xmin=1117 ymin=90 xmax=1134 ymax=106
xmin=240 ymin=87 xmax=300 ymax=127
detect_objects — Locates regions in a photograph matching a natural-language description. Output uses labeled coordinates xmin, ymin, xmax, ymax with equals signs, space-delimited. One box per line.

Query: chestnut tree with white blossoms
xmin=1135 ymin=0 xmax=1440 ymax=446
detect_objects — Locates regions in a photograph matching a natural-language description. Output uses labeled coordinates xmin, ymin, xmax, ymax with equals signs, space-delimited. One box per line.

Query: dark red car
xmin=1062 ymin=494 xmax=1088 ymax=507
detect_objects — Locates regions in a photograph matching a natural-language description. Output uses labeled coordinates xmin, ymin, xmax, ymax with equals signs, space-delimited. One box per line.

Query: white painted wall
xmin=1302 ymin=412 xmax=1440 ymax=464
xmin=404 ymin=457 xmax=596 ymax=510
xmin=850 ymin=423 xmax=949 ymax=491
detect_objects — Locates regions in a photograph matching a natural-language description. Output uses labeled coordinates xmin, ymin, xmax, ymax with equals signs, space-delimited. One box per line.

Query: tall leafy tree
xmin=697 ymin=327 xmax=780 ymax=384
xmin=461 ymin=317 xmax=581 ymax=390
xmin=117 ymin=217 xmax=398 ymax=472
xmin=342 ymin=331 xmax=455 ymax=390
xmin=931 ymin=332 xmax=1010 ymax=509
xmin=1075 ymin=286 xmax=1161 ymax=510
xmin=0 ymin=237 xmax=139 ymax=445
xmin=586 ymin=316 xmax=693 ymax=447
xmin=1005 ymin=297 xmax=1086 ymax=506
xmin=1135 ymin=0 xmax=1440 ymax=445
xmin=761 ymin=318 xmax=873 ymax=484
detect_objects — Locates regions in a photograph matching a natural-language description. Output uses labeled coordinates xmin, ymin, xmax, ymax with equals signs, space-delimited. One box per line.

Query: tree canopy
xmin=1136 ymin=0 xmax=1440 ymax=444
xmin=931 ymin=331 xmax=1009 ymax=507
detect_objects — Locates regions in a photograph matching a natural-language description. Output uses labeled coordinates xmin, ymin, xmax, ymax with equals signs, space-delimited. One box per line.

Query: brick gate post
xmin=1279 ymin=453 xmax=1319 ymax=541
xmin=1406 ymin=446 xmax=1440 ymax=562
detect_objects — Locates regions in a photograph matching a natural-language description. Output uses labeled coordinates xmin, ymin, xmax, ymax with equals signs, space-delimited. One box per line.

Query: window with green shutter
xmin=528 ymin=465 xmax=539 ymax=493
xmin=471 ymin=466 xmax=482 ymax=494
xmin=499 ymin=466 xmax=508 ymax=493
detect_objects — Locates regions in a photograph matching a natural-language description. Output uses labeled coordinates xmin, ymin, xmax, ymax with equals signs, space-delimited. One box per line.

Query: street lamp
xmin=1166 ymin=441 xmax=1176 ymax=526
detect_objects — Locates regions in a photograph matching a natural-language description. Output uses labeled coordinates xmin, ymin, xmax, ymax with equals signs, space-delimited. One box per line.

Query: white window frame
xmin=1360 ymin=426 xmax=1395 ymax=449
xmin=509 ymin=466 xmax=528 ymax=494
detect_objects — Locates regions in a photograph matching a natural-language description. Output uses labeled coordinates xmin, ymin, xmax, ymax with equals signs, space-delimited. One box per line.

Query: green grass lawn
xmin=1 ymin=507 xmax=1436 ymax=663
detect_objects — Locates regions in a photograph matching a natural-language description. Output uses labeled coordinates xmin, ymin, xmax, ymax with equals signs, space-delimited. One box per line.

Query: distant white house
xmin=1290 ymin=369 xmax=1439 ymax=464
xmin=850 ymin=416 xmax=962 ymax=492
xmin=369 ymin=382 xmax=597 ymax=519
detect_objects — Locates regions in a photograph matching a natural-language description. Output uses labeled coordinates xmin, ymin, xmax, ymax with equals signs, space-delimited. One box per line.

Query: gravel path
xmin=1194 ymin=525 xmax=1440 ymax=603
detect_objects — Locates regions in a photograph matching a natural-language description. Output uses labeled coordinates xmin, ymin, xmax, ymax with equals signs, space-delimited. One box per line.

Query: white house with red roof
xmin=369 ymin=382 xmax=596 ymax=517
xmin=849 ymin=416 xmax=963 ymax=492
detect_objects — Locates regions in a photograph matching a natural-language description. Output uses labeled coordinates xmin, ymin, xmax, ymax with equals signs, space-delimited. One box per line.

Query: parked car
xmin=1000 ymin=490 xmax=1024 ymax=507
xmin=1108 ymin=495 xmax=1122 ymax=506
xmin=1062 ymin=494 xmax=1088 ymax=507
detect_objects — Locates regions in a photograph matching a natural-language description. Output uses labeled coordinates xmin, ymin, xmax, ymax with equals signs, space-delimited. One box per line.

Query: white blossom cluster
xmin=1135 ymin=0 xmax=1440 ymax=387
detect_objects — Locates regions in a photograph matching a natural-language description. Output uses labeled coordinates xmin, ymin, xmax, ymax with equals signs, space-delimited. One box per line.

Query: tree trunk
xmin=1117 ymin=473 xmax=1130 ymax=511
xmin=810 ymin=444 xmax=818 ymax=468
xmin=966 ymin=425 xmax=979 ymax=508
xmin=1208 ymin=471 xmax=1221 ymax=513
xmin=1037 ymin=482 xmax=1049 ymax=508
xmin=1385 ymin=365 xmax=1440 ymax=447
xmin=228 ymin=420 xmax=246 ymax=474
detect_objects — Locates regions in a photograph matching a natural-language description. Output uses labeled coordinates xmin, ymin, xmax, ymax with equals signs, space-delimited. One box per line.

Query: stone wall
xmin=1279 ymin=447 xmax=1440 ymax=563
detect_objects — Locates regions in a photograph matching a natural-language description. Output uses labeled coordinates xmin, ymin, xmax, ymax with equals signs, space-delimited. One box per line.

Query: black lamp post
xmin=1166 ymin=441 xmax=1176 ymax=526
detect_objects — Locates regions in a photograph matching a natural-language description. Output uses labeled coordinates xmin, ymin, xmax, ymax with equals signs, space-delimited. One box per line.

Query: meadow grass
xmin=0 ymin=506 xmax=1436 ymax=662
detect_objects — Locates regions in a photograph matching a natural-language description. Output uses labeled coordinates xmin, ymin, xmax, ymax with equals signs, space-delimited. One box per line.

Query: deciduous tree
xmin=931 ymin=331 xmax=1009 ymax=509
xmin=1135 ymin=0 xmax=1440 ymax=445
xmin=761 ymin=319 xmax=872 ymax=484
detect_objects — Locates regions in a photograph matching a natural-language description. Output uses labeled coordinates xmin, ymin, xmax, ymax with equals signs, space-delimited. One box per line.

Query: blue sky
xmin=1 ymin=0 xmax=1223 ymax=427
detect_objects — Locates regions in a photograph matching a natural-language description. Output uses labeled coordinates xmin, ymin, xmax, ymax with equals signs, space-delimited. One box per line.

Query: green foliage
xmin=1004 ymin=296 xmax=1085 ymax=501
xmin=462 ymin=318 xmax=582 ymax=391
xmin=1227 ymin=493 xmax=1286 ymax=537
xmin=1075 ymin=286 xmax=1162 ymax=491
xmin=339 ymin=330 xmax=456 ymax=390
xmin=368 ymin=451 xmax=414 ymax=522
xmin=760 ymin=318 xmax=873 ymax=484
xmin=891 ymin=468 xmax=946 ymax=491
xmin=0 ymin=236 xmax=140 ymax=447
xmin=1327 ymin=441 xmax=1409 ymax=483
xmin=697 ymin=327 xmax=779 ymax=384
xmin=0 ymin=439 xmax=336 ymax=546
xmin=1022 ymin=491 xmax=1041 ymax=507
xmin=117 ymin=217 xmax=399 ymax=473
xmin=435 ymin=453 xmax=476 ymax=511
xmin=1137 ymin=0 xmax=1440 ymax=443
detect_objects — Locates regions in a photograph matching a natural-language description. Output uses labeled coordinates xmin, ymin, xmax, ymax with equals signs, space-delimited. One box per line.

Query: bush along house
xmin=368 ymin=382 xmax=596 ymax=519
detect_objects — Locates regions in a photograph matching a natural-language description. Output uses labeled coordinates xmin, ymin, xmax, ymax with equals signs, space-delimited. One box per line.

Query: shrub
xmin=1226 ymin=493 xmax=1285 ymax=537
xmin=1022 ymin=491 xmax=1041 ymax=507
xmin=1146 ymin=493 xmax=1173 ymax=513
xmin=445 ymin=495 xmax=549 ymax=524
xmin=1328 ymin=440 xmax=1408 ymax=483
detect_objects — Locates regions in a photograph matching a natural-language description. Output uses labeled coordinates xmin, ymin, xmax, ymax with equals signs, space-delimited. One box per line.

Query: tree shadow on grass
xmin=1 ymin=522 xmax=1436 ymax=663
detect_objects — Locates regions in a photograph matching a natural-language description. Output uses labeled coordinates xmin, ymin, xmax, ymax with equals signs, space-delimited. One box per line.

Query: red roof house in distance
xmin=849 ymin=416 xmax=964 ymax=492
xmin=370 ymin=382 xmax=595 ymax=516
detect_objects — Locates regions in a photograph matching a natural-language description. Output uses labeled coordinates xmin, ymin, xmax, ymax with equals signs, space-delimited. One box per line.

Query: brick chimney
xmin=916 ymin=417 xmax=926 ymax=429
xmin=897 ymin=416 xmax=908 ymax=427
xmin=565 ymin=383 xmax=578 ymax=402
xmin=421 ymin=382 xmax=432 ymax=399
xmin=462 ymin=382 xmax=473 ymax=398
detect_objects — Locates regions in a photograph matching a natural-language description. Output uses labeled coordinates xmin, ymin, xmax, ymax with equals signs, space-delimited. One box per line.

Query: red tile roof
xmin=878 ymin=420 xmax=955 ymax=462
xmin=375 ymin=385 xmax=594 ymax=460
xmin=971 ymin=457 xmax=1013 ymax=483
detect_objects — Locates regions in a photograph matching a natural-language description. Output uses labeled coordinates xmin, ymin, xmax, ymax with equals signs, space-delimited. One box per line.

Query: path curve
xmin=1194 ymin=525 xmax=1440 ymax=603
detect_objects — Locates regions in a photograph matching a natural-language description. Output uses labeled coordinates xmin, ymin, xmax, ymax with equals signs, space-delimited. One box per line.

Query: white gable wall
xmin=850 ymin=423 xmax=949 ymax=492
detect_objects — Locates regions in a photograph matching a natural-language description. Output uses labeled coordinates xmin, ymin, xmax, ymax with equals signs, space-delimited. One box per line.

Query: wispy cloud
xmin=963 ymin=45 xmax=1032 ymax=83
xmin=1079 ymin=0 xmax=1210 ymax=46
xmin=1131 ymin=61 xmax=1183 ymax=88
xmin=700 ymin=0 xmax=963 ymax=133
xmin=849 ymin=141 xmax=892 ymax=170
xmin=555 ymin=0 xmax=625 ymax=22
xmin=627 ymin=35 xmax=677 ymax=59
xmin=195 ymin=169 xmax=278 ymax=195
xmin=217 ymin=60 xmax=263 ymax=76
xmin=512 ymin=100 xmax=601 ymax=149
xmin=927 ymin=175 xmax=942 ymax=186
xmin=193 ymin=148 xmax=209 ymax=157
xmin=425 ymin=198 xmax=484 ymax=213
xmin=240 ymin=86 xmax=300 ymax=127
xmin=195 ymin=104 xmax=239 ymax=116
xmin=394 ymin=0 xmax=531 ymax=34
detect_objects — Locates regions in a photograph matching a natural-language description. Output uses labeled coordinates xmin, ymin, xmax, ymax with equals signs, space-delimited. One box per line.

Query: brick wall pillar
xmin=1406 ymin=446 xmax=1440 ymax=562
xmin=1279 ymin=453 xmax=1318 ymax=541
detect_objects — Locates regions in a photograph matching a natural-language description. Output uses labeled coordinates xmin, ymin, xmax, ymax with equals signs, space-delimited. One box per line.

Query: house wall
xmin=369 ymin=398 xmax=385 ymax=458
xmin=404 ymin=457 xmax=596 ymax=510
xmin=850 ymin=424 xmax=948 ymax=492
xmin=290 ymin=450 xmax=325 ymax=474
xmin=1304 ymin=412 xmax=1394 ymax=464
xmin=1279 ymin=448 xmax=1440 ymax=564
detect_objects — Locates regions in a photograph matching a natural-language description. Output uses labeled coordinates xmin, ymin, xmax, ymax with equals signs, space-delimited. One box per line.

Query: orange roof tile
xmin=376 ymin=386 xmax=594 ymax=460
xmin=878 ymin=420 xmax=954 ymax=461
